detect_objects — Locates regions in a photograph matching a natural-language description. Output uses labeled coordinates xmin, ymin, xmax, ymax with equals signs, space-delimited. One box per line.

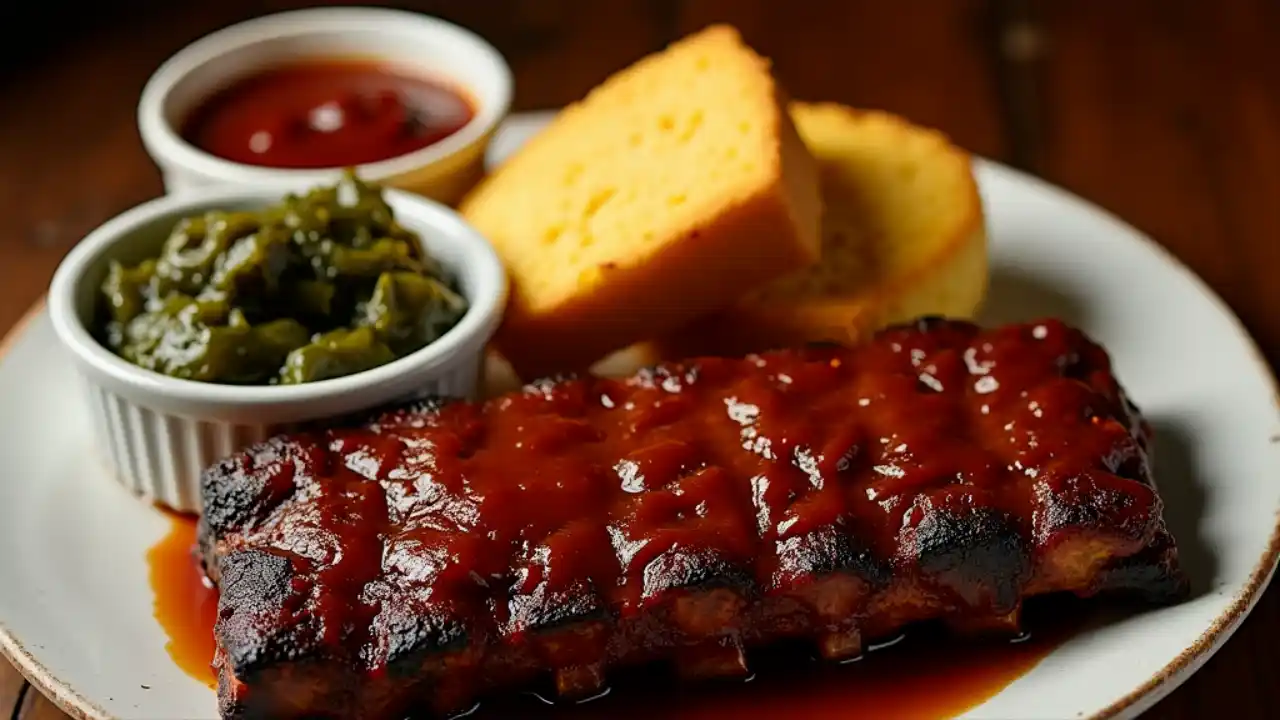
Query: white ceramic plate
xmin=2 ymin=112 xmax=1278 ymax=720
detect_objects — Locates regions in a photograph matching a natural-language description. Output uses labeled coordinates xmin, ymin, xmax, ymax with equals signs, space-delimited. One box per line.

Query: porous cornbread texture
xmin=642 ymin=103 xmax=988 ymax=361
xmin=460 ymin=25 xmax=821 ymax=379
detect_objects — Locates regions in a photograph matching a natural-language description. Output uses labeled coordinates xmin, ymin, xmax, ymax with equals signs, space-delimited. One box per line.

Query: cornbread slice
xmin=625 ymin=103 xmax=987 ymax=364
xmin=460 ymin=25 xmax=821 ymax=380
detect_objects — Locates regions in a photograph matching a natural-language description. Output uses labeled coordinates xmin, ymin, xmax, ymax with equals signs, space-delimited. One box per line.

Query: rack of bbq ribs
xmin=199 ymin=319 xmax=1186 ymax=719
xmin=190 ymin=25 xmax=1187 ymax=720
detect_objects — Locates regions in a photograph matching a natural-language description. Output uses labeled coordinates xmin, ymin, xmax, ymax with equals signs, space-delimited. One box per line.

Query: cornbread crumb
xmin=460 ymin=25 xmax=821 ymax=380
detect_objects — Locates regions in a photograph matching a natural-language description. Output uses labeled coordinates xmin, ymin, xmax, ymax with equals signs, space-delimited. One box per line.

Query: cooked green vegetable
xmin=97 ymin=171 xmax=468 ymax=385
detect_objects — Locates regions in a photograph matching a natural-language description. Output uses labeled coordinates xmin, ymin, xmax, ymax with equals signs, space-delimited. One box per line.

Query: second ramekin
xmin=47 ymin=182 xmax=507 ymax=513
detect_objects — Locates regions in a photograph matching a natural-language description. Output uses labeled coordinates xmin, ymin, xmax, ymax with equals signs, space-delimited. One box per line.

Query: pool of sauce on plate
xmin=148 ymin=515 xmax=217 ymax=688
xmin=180 ymin=59 xmax=474 ymax=169
xmin=149 ymin=515 xmax=1084 ymax=717
xmin=470 ymin=605 xmax=1081 ymax=720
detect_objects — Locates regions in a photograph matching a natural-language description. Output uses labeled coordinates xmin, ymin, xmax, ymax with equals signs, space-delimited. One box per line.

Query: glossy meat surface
xmin=198 ymin=317 xmax=1187 ymax=719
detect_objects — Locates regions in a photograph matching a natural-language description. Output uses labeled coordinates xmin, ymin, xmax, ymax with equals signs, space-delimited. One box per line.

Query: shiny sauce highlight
xmin=180 ymin=59 xmax=474 ymax=169
xmin=150 ymin=514 xmax=1076 ymax=717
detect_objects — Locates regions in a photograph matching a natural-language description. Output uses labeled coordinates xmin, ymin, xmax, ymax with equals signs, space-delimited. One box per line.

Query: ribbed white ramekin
xmin=48 ymin=182 xmax=507 ymax=513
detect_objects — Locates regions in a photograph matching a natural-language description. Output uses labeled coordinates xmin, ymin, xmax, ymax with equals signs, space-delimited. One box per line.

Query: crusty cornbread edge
xmin=616 ymin=103 xmax=987 ymax=367
xmin=463 ymin=25 xmax=821 ymax=379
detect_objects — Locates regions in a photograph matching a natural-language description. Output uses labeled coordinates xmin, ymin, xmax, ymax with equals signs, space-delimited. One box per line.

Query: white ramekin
xmin=48 ymin=182 xmax=507 ymax=513
xmin=138 ymin=7 xmax=513 ymax=206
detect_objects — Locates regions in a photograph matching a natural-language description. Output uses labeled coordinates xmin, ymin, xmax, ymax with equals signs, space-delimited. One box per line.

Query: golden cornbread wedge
xmin=460 ymin=25 xmax=821 ymax=380
xmin=618 ymin=102 xmax=988 ymax=367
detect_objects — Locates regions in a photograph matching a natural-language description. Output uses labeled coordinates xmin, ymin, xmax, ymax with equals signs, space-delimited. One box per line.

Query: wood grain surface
xmin=3 ymin=1 xmax=1278 ymax=718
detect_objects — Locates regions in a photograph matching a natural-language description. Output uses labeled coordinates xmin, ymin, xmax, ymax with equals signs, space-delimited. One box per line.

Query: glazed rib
xmin=198 ymin=317 xmax=1187 ymax=720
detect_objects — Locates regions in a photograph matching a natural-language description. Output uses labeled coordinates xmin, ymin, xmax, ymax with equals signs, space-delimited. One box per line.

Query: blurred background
xmin=4 ymin=0 xmax=1278 ymax=359
xmin=2 ymin=1 xmax=1278 ymax=718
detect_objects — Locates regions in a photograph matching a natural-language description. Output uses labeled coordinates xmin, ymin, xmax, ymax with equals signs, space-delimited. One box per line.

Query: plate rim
xmin=976 ymin=162 xmax=1280 ymax=719
xmin=0 ymin=299 xmax=111 ymax=720
xmin=1 ymin=156 xmax=1278 ymax=720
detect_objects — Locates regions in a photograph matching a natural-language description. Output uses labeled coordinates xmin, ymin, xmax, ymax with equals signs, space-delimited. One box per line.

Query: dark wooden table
xmin=3 ymin=1 xmax=1278 ymax=718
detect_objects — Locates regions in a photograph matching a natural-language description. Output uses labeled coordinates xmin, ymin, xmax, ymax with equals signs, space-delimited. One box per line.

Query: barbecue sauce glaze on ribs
xmin=198 ymin=318 xmax=1188 ymax=719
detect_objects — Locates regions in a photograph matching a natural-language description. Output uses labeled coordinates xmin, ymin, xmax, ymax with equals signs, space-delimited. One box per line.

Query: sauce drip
xmin=148 ymin=515 xmax=217 ymax=688
xmin=181 ymin=59 xmax=474 ymax=169
xmin=149 ymin=514 xmax=1080 ymax=717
